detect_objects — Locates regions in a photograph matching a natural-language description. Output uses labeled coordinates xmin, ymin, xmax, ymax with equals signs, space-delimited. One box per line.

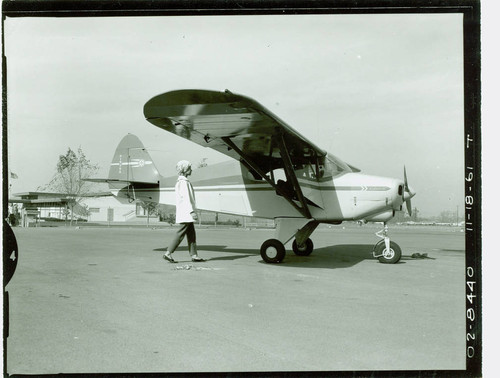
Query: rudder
xmin=109 ymin=134 xmax=160 ymax=184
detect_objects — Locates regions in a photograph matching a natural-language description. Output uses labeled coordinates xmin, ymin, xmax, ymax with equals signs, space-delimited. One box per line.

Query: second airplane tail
xmin=107 ymin=134 xmax=161 ymax=203
xmin=109 ymin=134 xmax=160 ymax=184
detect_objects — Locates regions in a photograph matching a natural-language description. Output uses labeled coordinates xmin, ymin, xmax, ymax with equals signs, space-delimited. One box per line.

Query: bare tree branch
xmin=44 ymin=147 xmax=100 ymax=225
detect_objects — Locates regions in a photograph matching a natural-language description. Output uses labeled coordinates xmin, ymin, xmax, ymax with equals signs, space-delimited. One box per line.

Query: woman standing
xmin=163 ymin=160 xmax=204 ymax=263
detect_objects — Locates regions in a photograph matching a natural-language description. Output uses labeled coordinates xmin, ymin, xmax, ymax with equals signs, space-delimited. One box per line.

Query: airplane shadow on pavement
xmin=279 ymin=244 xmax=380 ymax=269
xmin=155 ymin=244 xmax=425 ymax=269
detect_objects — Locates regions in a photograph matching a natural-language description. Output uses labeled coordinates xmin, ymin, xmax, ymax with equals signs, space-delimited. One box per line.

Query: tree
xmin=412 ymin=207 xmax=419 ymax=222
xmin=164 ymin=213 xmax=176 ymax=225
xmin=438 ymin=210 xmax=455 ymax=223
xmin=140 ymin=201 xmax=159 ymax=228
xmin=43 ymin=147 xmax=99 ymax=226
xmin=158 ymin=204 xmax=176 ymax=225
xmin=79 ymin=204 xmax=92 ymax=221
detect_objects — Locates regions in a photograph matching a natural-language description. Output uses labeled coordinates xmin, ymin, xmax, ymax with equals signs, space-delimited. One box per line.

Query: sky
xmin=4 ymin=13 xmax=465 ymax=218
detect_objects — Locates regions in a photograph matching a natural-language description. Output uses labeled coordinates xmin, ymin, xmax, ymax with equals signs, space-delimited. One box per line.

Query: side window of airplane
xmin=272 ymin=168 xmax=287 ymax=182
xmin=294 ymin=164 xmax=316 ymax=180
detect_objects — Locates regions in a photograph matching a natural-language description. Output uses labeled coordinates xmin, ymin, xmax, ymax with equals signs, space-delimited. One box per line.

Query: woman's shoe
xmin=163 ymin=254 xmax=177 ymax=263
xmin=191 ymin=256 xmax=205 ymax=262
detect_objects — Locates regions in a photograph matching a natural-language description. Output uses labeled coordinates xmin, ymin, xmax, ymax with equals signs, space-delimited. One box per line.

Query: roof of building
xmin=9 ymin=191 xmax=113 ymax=205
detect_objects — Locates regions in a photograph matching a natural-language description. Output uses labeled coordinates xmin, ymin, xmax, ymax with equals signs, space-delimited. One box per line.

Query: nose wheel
xmin=372 ymin=224 xmax=402 ymax=264
xmin=373 ymin=240 xmax=402 ymax=264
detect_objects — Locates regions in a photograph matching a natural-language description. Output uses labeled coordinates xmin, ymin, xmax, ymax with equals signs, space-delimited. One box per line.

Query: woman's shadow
xmin=153 ymin=245 xmax=254 ymax=261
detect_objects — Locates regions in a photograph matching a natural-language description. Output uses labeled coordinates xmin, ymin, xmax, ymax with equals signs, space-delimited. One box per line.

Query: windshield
xmin=317 ymin=153 xmax=351 ymax=179
xmin=291 ymin=153 xmax=351 ymax=181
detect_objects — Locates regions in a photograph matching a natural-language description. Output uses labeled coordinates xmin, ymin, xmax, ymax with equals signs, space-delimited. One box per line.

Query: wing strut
xmin=275 ymin=131 xmax=312 ymax=219
xmin=221 ymin=136 xmax=312 ymax=219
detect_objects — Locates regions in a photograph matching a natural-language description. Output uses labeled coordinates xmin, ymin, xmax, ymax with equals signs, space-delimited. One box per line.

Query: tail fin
xmin=109 ymin=134 xmax=160 ymax=184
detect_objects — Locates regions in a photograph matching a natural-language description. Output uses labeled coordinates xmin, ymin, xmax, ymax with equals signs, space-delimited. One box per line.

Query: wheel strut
xmin=372 ymin=223 xmax=402 ymax=264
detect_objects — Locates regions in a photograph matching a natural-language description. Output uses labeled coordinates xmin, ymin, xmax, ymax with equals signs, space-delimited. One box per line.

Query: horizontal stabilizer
xmin=85 ymin=178 xmax=159 ymax=185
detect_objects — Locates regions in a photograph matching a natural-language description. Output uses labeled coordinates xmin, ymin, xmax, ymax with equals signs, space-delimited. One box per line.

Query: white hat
xmin=176 ymin=160 xmax=192 ymax=175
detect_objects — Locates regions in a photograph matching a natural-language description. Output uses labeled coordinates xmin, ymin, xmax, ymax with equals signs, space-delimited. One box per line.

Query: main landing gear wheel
xmin=292 ymin=238 xmax=314 ymax=256
xmin=374 ymin=240 xmax=402 ymax=264
xmin=260 ymin=239 xmax=286 ymax=263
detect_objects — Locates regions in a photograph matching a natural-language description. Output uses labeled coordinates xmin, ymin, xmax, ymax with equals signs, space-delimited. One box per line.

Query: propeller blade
xmin=404 ymin=165 xmax=408 ymax=190
xmin=406 ymin=198 xmax=412 ymax=217
xmin=403 ymin=165 xmax=413 ymax=216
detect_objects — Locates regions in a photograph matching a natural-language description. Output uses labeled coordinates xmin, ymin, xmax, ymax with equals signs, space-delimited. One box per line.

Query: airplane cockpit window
xmin=323 ymin=158 xmax=342 ymax=178
xmin=244 ymin=153 xmax=351 ymax=183
xmin=294 ymin=164 xmax=316 ymax=180
xmin=319 ymin=154 xmax=351 ymax=179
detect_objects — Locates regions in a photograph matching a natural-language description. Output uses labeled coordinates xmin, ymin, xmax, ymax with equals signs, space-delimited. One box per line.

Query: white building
xmin=83 ymin=194 xmax=159 ymax=223
xmin=9 ymin=192 xmax=160 ymax=226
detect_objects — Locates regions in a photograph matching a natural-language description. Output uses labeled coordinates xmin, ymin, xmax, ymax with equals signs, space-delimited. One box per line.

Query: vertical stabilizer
xmin=109 ymin=134 xmax=160 ymax=184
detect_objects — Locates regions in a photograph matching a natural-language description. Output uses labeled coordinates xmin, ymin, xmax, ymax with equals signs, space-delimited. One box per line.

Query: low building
xmin=9 ymin=192 xmax=77 ymax=227
xmin=8 ymin=192 xmax=159 ymax=226
xmin=83 ymin=194 xmax=159 ymax=223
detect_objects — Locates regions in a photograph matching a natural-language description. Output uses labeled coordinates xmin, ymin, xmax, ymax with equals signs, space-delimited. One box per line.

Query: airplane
xmin=91 ymin=89 xmax=415 ymax=264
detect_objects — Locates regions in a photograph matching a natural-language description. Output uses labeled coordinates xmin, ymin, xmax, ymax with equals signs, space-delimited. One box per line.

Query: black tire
xmin=260 ymin=239 xmax=286 ymax=263
xmin=292 ymin=238 xmax=314 ymax=256
xmin=375 ymin=240 xmax=402 ymax=264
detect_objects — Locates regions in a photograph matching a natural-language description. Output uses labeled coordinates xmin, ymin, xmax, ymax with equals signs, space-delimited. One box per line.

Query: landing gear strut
xmin=260 ymin=219 xmax=318 ymax=263
xmin=372 ymin=223 xmax=402 ymax=264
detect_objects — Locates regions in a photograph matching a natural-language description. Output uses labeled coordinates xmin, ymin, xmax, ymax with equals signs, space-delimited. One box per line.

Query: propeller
xmin=403 ymin=166 xmax=414 ymax=216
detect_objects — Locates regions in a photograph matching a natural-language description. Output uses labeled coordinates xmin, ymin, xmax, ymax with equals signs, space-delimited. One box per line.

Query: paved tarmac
xmin=6 ymin=224 xmax=466 ymax=374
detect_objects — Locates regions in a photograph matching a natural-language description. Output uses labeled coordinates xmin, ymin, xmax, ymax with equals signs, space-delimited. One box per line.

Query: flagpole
xmin=9 ymin=171 xmax=19 ymax=215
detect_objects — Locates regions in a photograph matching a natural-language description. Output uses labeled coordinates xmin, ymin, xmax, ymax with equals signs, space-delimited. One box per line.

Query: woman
xmin=163 ymin=160 xmax=204 ymax=263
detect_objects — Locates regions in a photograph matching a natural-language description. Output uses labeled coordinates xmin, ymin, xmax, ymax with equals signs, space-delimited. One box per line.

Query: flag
xmin=10 ymin=172 xmax=18 ymax=179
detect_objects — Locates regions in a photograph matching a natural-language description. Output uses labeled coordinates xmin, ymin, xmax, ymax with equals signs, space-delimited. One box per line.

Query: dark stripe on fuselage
xmin=158 ymin=185 xmax=391 ymax=192
xmin=161 ymin=166 xmax=393 ymax=193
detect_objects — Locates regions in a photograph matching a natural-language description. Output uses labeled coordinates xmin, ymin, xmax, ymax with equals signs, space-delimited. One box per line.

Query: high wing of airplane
xmin=102 ymin=89 xmax=416 ymax=264
xmin=143 ymin=89 xmax=364 ymax=219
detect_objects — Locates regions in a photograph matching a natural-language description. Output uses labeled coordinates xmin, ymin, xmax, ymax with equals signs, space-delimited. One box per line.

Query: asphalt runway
xmin=6 ymin=224 xmax=466 ymax=374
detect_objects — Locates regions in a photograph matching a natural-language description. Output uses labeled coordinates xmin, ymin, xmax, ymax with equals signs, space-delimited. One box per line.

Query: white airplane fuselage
xmin=156 ymin=159 xmax=405 ymax=223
